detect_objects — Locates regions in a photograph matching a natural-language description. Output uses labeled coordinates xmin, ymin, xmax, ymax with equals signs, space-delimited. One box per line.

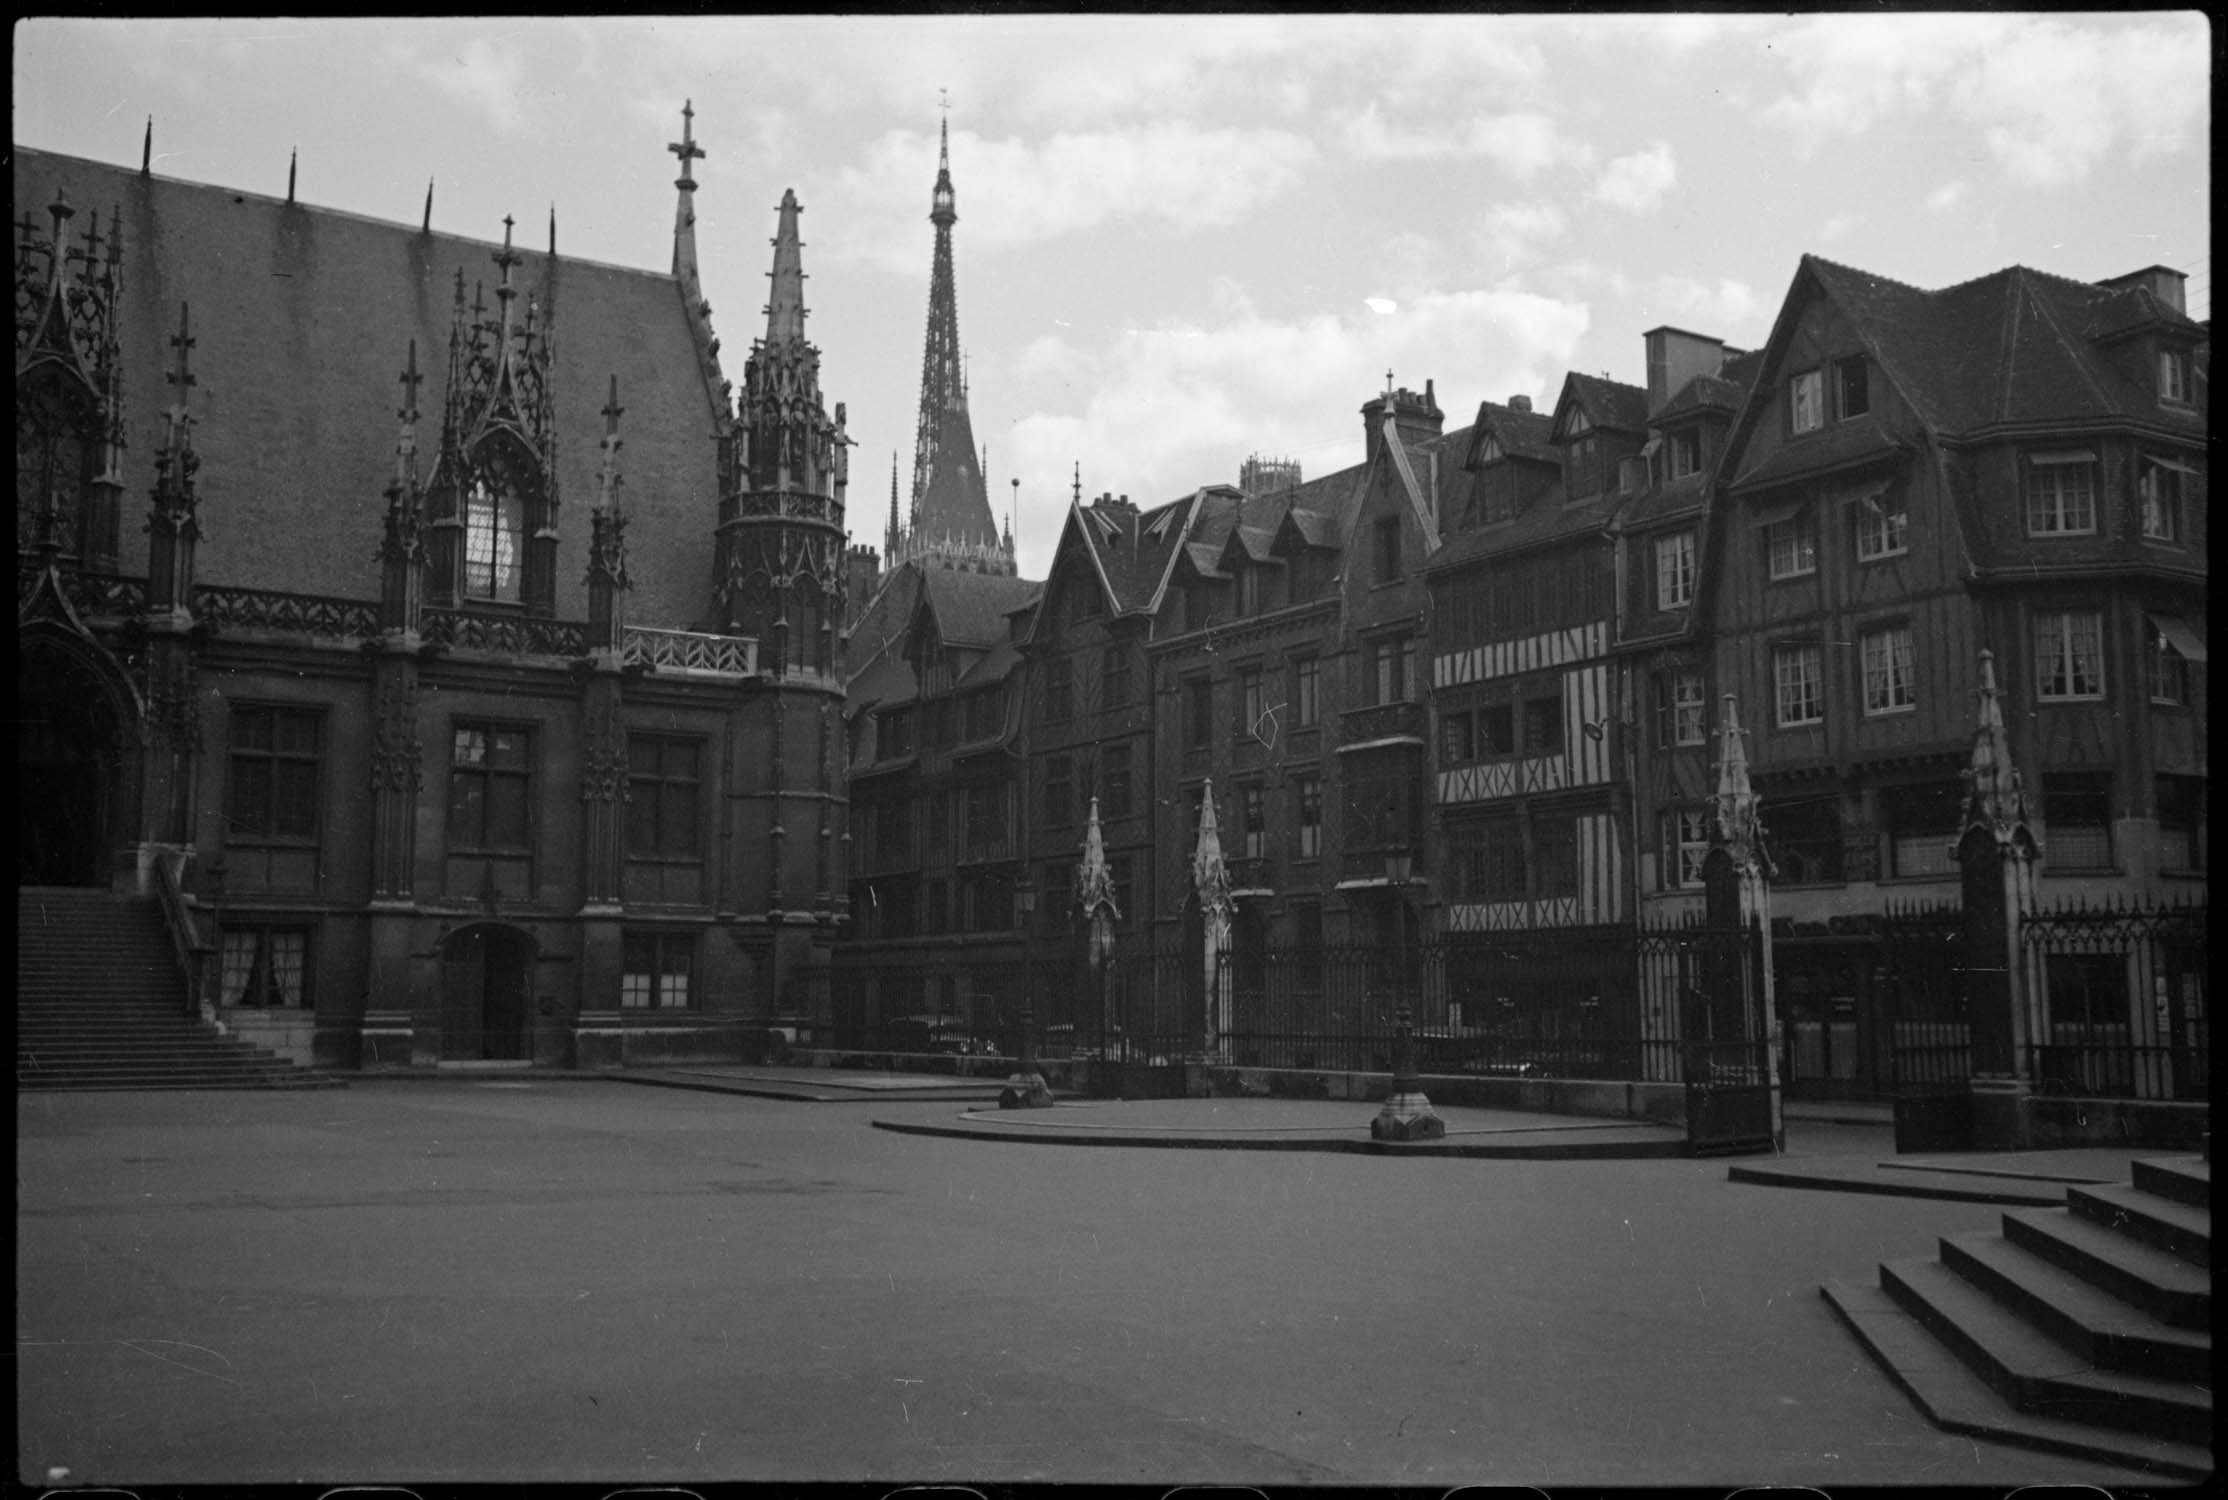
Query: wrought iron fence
xmin=1879 ymin=901 xmax=1971 ymax=1097
xmin=2022 ymin=895 xmax=2207 ymax=1103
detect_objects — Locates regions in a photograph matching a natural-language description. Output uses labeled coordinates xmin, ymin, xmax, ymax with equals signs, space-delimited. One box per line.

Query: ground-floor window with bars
xmin=221 ymin=927 xmax=311 ymax=1007
xmin=621 ymin=932 xmax=694 ymax=1009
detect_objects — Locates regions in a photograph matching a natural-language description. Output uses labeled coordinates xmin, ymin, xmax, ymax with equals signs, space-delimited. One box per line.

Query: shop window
xmin=1766 ymin=795 xmax=1843 ymax=885
xmin=1885 ymin=780 xmax=1961 ymax=878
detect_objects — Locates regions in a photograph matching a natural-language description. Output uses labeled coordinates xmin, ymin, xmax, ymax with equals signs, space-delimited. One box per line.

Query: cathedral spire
xmin=146 ymin=301 xmax=202 ymax=616
xmin=764 ymin=189 xmax=807 ymax=344
xmin=905 ymin=109 xmax=1010 ymax=576
xmin=886 ymin=451 xmax=902 ymax=557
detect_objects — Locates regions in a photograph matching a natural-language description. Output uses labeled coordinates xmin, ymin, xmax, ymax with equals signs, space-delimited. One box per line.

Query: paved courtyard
xmin=16 ymin=1080 xmax=2164 ymax=1488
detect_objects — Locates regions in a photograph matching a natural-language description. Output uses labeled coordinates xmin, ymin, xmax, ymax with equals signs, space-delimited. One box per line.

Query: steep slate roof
xmin=1463 ymin=399 xmax=1558 ymax=467
xmin=844 ymin=564 xmax=925 ymax=684
xmin=14 ymin=145 xmax=732 ymax=632
xmin=916 ymin=567 xmax=1039 ymax=650
xmin=1790 ymin=255 xmax=2204 ymax=441
xmin=1560 ymin=371 xmax=1650 ymax=434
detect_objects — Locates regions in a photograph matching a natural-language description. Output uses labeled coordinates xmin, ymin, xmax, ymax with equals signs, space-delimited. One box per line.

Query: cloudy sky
xmin=16 ymin=14 xmax=2211 ymax=575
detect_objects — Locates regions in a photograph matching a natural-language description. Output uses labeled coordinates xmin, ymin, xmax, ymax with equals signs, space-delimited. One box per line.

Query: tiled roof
xmin=14 ymin=146 xmax=730 ymax=632
xmin=1656 ymin=372 xmax=1745 ymax=420
xmin=917 ymin=567 xmax=1040 ymax=649
xmin=1563 ymin=371 xmax=1650 ymax=433
xmin=956 ymin=637 xmax=1023 ymax=687
xmin=1465 ymin=400 xmax=1558 ymax=466
xmin=1730 ymin=416 xmax=1912 ymax=491
xmin=845 ymin=563 xmax=924 ymax=684
xmin=1616 ymin=470 xmax=1711 ymax=529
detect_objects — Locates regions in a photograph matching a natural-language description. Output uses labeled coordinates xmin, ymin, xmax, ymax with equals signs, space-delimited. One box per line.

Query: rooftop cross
xmin=670 ymin=99 xmax=704 ymax=190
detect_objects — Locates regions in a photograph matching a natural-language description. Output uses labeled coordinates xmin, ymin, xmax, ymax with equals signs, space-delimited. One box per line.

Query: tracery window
xmin=463 ymin=477 xmax=524 ymax=599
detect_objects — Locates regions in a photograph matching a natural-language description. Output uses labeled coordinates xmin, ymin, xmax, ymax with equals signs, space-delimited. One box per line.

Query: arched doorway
xmin=18 ymin=630 xmax=133 ymax=887
xmin=439 ymin=923 xmax=536 ymax=1061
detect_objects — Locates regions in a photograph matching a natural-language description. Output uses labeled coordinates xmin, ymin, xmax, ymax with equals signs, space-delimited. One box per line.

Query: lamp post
xmin=1372 ymin=849 xmax=1443 ymax=1141
xmin=1001 ymin=876 xmax=1053 ymax=1108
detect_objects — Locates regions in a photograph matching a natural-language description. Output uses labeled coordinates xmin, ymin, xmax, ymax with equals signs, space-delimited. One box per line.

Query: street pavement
xmin=15 ymin=1079 xmax=2177 ymax=1489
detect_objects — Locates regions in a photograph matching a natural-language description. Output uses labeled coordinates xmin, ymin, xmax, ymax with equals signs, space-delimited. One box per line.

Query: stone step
xmin=1880 ymin=1257 xmax=2212 ymax=1446
xmin=2133 ymin=1157 xmax=2210 ymax=1212
xmin=17 ymin=1076 xmax=345 ymax=1092
xmin=2000 ymin=1207 xmax=2214 ymax=1332
xmin=19 ymin=1046 xmax=294 ymax=1064
xmin=18 ymin=1062 xmax=324 ymax=1084
xmin=2069 ymin=1183 xmax=2212 ymax=1266
xmin=1938 ymin=1231 xmax=2212 ymax=1384
xmin=1822 ymin=1279 xmax=2213 ymax=1481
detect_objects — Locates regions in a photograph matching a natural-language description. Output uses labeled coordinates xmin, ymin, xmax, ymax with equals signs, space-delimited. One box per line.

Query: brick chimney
xmin=2098 ymin=265 xmax=2188 ymax=315
xmin=1508 ymin=394 xmax=1532 ymax=413
xmin=1644 ymin=326 xmax=1728 ymax=415
xmin=1363 ymin=378 xmax=1444 ymax=464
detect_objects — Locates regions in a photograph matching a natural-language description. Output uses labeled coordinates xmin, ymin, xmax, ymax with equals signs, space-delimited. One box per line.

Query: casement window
xmin=1765 ymin=795 xmax=1844 ymax=884
xmin=1374 ymin=517 xmax=1402 ymax=583
xmin=2034 ymin=610 xmax=2105 ymax=701
xmin=227 ymin=706 xmax=322 ymax=844
xmin=1569 ymin=433 xmax=1601 ymax=498
xmin=1239 ymin=783 xmax=1267 ymax=861
xmin=1854 ymin=489 xmax=1908 ymax=560
xmin=1774 ymin=645 xmax=1824 ymax=727
xmin=1789 ymin=369 xmax=1825 ymax=434
xmin=1522 ymin=690 xmax=1563 ymax=756
xmin=1860 ymin=625 xmax=1916 ymax=715
xmin=2139 ymin=456 xmax=2190 ymax=543
xmin=1366 ymin=635 xmax=1416 ymax=706
xmin=1885 ymin=779 xmax=1961 ymax=878
xmin=1440 ymin=709 xmax=1475 ymax=765
xmin=1534 ymin=815 xmax=1579 ymax=898
xmin=1044 ymin=755 xmax=1073 ymax=829
xmin=1295 ymin=776 xmax=1323 ymax=858
xmin=1655 ymin=530 xmax=1696 ymax=610
xmin=620 ymin=932 xmax=694 ymax=1009
xmin=1101 ymin=645 xmax=1132 ymax=708
xmin=462 ymin=476 xmax=524 ymax=599
xmin=1185 ymin=676 xmax=1215 ymax=746
xmin=1044 ymin=659 xmax=1075 ymax=722
xmin=1764 ymin=510 xmax=1818 ymax=579
xmin=2144 ymin=616 xmax=2201 ymax=706
xmin=1668 ymin=430 xmax=1702 ymax=480
xmin=626 ymin=736 xmax=702 ymax=859
xmin=1236 ymin=565 xmax=1263 ymax=617
xmin=1239 ymin=666 xmax=1266 ymax=742
xmin=1103 ymin=744 xmax=1132 ymax=821
xmin=2156 ymin=775 xmax=2205 ymax=873
xmin=2024 ymin=451 xmax=2097 ymax=535
xmin=1291 ymin=656 xmax=1320 ymax=728
xmin=1833 ymin=357 xmax=1870 ymax=420
xmin=1664 ymin=808 xmax=1711 ymax=888
xmin=2041 ymin=772 xmax=2113 ymax=870
xmin=2159 ymin=348 xmax=2190 ymax=403
xmin=1672 ymin=670 xmax=1708 ymax=746
xmin=220 ymin=927 xmax=311 ymax=1008
xmin=448 ymin=724 xmax=533 ymax=850
xmin=1477 ymin=701 xmax=1516 ymax=757
xmin=1449 ymin=815 xmax=1525 ymax=902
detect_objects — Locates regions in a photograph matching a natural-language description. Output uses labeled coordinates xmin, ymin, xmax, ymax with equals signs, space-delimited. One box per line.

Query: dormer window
xmin=1833 ymin=357 xmax=1870 ymax=419
xmin=2159 ymin=348 xmax=2191 ymax=404
xmin=463 ymin=477 xmax=524 ymax=599
xmin=1668 ymin=429 xmax=1701 ymax=479
xmin=1789 ymin=369 xmax=1825 ymax=433
xmin=1569 ymin=433 xmax=1600 ymax=498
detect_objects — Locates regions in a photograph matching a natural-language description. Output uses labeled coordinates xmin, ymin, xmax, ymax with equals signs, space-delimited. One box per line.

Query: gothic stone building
xmin=15 ymin=120 xmax=850 ymax=1071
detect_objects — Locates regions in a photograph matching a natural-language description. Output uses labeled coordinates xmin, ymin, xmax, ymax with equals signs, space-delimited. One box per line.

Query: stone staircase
xmin=1825 ymin=1154 xmax=2211 ymax=1479
xmin=16 ymin=886 xmax=342 ymax=1092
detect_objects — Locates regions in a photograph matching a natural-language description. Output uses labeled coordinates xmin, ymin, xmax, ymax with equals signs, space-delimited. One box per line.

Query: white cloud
xmin=407 ymin=36 xmax=531 ymax=135
xmin=820 ymin=123 xmax=1317 ymax=270
xmin=1925 ymin=180 xmax=1967 ymax=212
xmin=1341 ymin=105 xmax=1593 ymax=179
xmin=1650 ymin=276 xmax=1765 ymax=334
xmin=1005 ymin=283 xmax=1590 ymax=519
xmin=1759 ymin=13 xmax=2209 ymax=186
xmin=1475 ymin=202 xmax=1568 ymax=274
xmin=1818 ymin=212 xmax=1864 ymax=244
xmin=1589 ymin=142 xmax=1677 ymax=214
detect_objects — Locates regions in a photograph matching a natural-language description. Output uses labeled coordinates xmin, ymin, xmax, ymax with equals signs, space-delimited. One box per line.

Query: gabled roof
xmin=844 ymin=563 xmax=925 ymax=685
xmin=1463 ymin=399 xmax=1558 ymax=468
xmin=1556 ymin=371 xmax=1650 ymax=437
xmin=915 ymin=566 xmax=1040 ymax=650
xmin=1655 ymin=372 xmax=1746 ymax=421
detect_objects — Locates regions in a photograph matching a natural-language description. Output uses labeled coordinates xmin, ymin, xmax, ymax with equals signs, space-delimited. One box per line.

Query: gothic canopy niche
xmin=15 ymin=189 xmax=126 ymax=573
xmin=424 ymin=218 xmax=561 ymax=617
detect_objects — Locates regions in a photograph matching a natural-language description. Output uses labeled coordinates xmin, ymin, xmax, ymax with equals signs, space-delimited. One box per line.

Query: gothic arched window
xmin=461 ymin=437 xmax=533 ymax=601
xmin=16 ymin=374 xmax=93 ymax=556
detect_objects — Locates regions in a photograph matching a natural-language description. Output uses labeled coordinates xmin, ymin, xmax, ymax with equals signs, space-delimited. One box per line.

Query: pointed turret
xmin=1192 ymin=780 xmax=1232 ymax=916
xmin=1956 ymin=650 xmax=2040 ymax=857
xmin=586 ymin=375 xmax=630 ymax=652
xmin=885 ymin=452 xmax=902 ymax=557
xmin=378 ymin=340 xmax=429 ymax=636
xmin=1711 ymin=694 xmax=1768 ymax=874
xmin=146 ymin=302 xmax=202 ymax=617
xmin=764 ymin=189 xmax=807 ymax=343
xmin=668 ymin=97 xmax=704 ymax=280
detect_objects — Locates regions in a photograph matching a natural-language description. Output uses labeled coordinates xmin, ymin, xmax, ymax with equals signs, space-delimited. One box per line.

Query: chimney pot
xmin=1509 ymin=394 xmax=1532 ymax=413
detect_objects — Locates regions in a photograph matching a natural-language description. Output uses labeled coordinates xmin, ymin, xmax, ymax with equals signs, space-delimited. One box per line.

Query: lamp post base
xmin=1371 ymin=1091 xmax=1445 ymax=1141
